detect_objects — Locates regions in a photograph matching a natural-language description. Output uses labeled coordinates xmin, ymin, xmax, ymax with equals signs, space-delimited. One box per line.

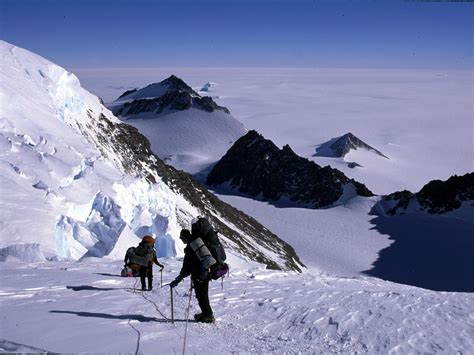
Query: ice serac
xmin=0 ymin=40 xmax=303 ymax=272
xmin=207 ymin=130 xmax=373 ymax=208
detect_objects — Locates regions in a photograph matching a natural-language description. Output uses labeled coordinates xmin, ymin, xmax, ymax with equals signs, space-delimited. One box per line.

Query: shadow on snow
xmin=50 ymin=310 xmax=195 ymax=323
xmin=66 ymin=285 xmax=123 ymax=291
xmin=94 ymin=272 xmax=124 ymax=278
xmin=363 ymin=208 xmax=474 ymax=292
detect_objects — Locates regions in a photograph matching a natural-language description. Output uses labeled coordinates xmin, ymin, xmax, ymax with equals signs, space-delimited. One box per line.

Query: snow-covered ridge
xmin=0 ymin=40 xmax=302 ymax=272
xmin=112 ymin=74 xmax=229 ymax=116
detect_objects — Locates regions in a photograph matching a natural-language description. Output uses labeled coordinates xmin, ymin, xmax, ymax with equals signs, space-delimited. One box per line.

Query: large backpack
xmin=129 ymin=243 xmax=153 ymax=266
xmin=191 ymin=217 xmax=229 ymax=280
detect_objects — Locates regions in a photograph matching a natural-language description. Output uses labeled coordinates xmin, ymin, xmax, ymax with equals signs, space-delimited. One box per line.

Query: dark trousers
xmin=139 ymin=265 xmax=153 ymax=289
xmin=193 ymin=278 xmax=213 ymax=317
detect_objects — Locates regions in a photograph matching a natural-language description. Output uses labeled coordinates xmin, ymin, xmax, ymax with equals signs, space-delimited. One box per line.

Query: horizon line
xmin=69 ymin=66 xmax=474 ymax=72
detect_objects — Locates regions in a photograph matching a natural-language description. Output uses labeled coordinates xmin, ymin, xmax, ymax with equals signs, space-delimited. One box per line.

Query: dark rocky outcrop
xmin=207 ymin=130 xmax=373 ymax=208
xmin=380 ymin=173 xmax=474 ymax=215
xmin=315 ymin=132 xmax=388 ymax=159
xmin=194 ymin=96 xmax=230 ymax=114
xmin=113 ymin=75 xmax=230 ymax=116
xmin=77 ymin=111 xmax=303 ymax=272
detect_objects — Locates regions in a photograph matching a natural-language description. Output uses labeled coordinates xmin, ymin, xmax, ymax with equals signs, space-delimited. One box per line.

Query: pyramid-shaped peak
xmin=116 ymin=74 xmax=198 ymax=101
xmin=160 ymin=74 xmax=188 ymax=87
xmin=315 ymin=132 xmax=388 ymax=159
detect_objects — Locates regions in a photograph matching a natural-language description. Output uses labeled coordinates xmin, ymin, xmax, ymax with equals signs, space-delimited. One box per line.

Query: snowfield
xmin=1 ymin=260 xmax=473 ymax=353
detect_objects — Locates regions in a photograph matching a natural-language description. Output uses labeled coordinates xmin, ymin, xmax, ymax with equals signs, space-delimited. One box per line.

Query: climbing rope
xmin=126 ymin=274 xmax=195 ymax=354
xmin=127 ymin=318 xmax=141 ymax=355
xmin=140 ymin=290 xmax=170 ymax=321
xmin=129 ymin=276 xmax=170 ymax=320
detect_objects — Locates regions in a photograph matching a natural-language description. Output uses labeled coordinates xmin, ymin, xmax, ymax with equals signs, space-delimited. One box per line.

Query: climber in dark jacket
xmin=169 ymin=229 xmax=215 ymax=323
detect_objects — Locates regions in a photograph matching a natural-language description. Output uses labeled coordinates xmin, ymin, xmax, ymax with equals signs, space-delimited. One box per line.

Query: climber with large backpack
xmin=123 ymin=247 xmax=140 ymax=277
xmin=169 ymin=217 xmax=229 ymax=323
xmin=125 ymin=235 xmax=164 ymax=291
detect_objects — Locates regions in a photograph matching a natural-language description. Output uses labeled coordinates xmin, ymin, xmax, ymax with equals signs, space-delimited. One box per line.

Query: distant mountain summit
xmin=315 ymin=132 xmax=388 ymax=159
xmin=117 ymin=74 xmax=198 ymax=101
xmin=207 ymin=130 xmax=373 ymax=208
xmin=199 ymin=81 xmax=218 ymax=92
xmin=112 ymin=75 xmax=229 ymax=116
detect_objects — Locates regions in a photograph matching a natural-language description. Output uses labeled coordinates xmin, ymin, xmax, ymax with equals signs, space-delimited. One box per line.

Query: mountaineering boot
xmin=193 ymin=313 xmax=202 ymax=320
xmin=195 ymin=313 xmax=215 ymax=323
xmin=147 ymin=277 xmax=153 ymax=291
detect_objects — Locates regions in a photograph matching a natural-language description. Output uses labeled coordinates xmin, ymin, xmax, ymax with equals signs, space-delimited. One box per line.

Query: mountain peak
xmin=315 ymin=132 xmax=388 ymax=159
xmin=112 ymin=75 xmax=230 ymax=116
xmin=159 ymin=74 xmax=196 ymax=94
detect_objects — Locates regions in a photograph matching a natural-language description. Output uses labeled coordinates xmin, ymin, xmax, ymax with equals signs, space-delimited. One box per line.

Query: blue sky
xmin=0 ymin=0 xmax=472 ymax=69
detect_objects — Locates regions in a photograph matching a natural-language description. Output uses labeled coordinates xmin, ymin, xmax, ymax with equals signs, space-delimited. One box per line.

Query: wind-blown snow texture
xmin=0 ymin=260 xmax=473 ymax=353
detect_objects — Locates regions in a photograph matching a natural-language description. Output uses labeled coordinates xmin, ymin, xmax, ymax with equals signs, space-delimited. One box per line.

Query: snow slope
xmin=0 ymin=259 xmax=473 ymax=353
xmin=119 ymin=108 xmax=246 ymax=175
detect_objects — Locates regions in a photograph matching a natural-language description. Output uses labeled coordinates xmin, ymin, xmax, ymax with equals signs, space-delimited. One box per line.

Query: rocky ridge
xmin=207 ymin=130 xmax=374 ymax=208
xmin=380 ymin=172 xmax=474 ymax=215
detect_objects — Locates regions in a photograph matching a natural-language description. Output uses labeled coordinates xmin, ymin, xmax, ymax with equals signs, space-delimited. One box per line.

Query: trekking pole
xmin=160 ymin=269 xmax=163 ymax=288
xmin=182 ymin=281 xmax=193 ymax=355
xmin=170 ymin=287 xmax=174 ymax=324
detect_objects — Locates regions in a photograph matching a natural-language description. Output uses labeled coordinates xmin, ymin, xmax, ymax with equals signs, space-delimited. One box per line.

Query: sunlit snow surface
xmin=0 ymin=260 xmax=473 ymax=353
